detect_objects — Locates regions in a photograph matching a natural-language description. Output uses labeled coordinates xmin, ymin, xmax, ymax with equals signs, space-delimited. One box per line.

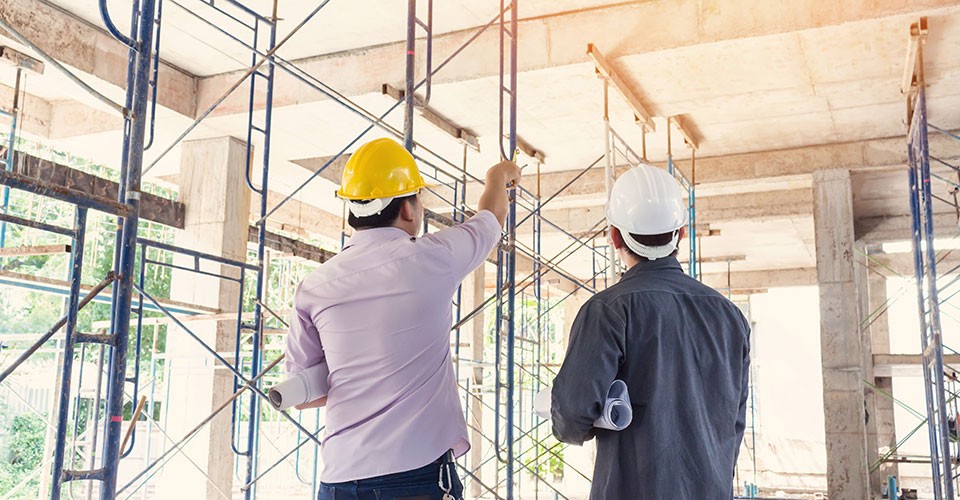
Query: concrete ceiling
xmin=2 ymin=0 xmax=960 ymax=287
xmin=51 ymin=0 xmax=630 ymax=77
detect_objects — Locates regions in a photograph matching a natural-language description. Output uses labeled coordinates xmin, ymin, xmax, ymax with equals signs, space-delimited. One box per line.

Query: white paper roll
xmin=535 ymin=379 xmax=633 ymax=431
xmin=268 ymin=363 xmax=330 ymax=410
xmin=534 ymin=387 xmax=552 ymax=419
xmin=593 ymin=379 xmax=633 ymax=431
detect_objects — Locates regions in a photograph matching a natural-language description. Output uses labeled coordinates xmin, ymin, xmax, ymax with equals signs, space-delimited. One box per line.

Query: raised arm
xmin=477 ymin=160 xmax=522 ymax=226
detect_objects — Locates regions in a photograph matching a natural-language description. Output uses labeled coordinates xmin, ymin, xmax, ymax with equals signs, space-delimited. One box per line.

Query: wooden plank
xmin=0 ymin=45 xmax=44 ymax=73
xmin=587 ymin=43 xmax=656 ymax=132
xmin=381 ymin=84 xmax=480 ymax=150
xmin=900 ymin=18 xmax=927 ymax=96
xmin=0 ymin=244 xmax=70 ymax=257
xmin=516 ymin=136 xmax=545 ymax=164
xmin=669 ymin=115 xmax=700 ymax=151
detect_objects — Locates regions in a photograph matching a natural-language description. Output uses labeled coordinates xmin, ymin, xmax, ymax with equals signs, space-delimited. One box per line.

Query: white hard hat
xmin=606 ymin=164 xmax=688 ymax=259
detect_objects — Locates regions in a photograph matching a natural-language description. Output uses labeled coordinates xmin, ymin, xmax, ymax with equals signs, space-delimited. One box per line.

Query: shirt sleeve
xmin=284 ymin=284 xmax=326 ymax=374
xmin=551 ymin=298 xmax=627 ymax=445
xmin=422 ymin=210 xmax=502 ymax=281
xmin=733 ymin=315 xmax=752 ymax=469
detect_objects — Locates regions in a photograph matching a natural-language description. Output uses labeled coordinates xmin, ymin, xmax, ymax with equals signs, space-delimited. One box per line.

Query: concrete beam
xmin=865 ymin=251 xmax=960 ymax=280
xmin=294 ymin=133 xmax=960 ymax=228
xmin=0 ymin=81 xmax=121 ymax=139
xmin=873 ymin=354 xmax=960 ymax=377
xmin=248 ymin=226 xmax=336 ymax=264
xmin=48 ymin=99 xmax=123 ymax=139
xmin=0 ymin=0 xmax=196 ymax=117
xmin=258 ymin=189 xmax=344 ymax=240
xmin=151 ymin=173 xmax=345 ymax=255
xmin=11 ymin=150 xmax=184 ymax=228
xmin=856 ymin=213 xmax=959 ymax=244
xmin=0 ymin=82 xmax=50 ymax=137
xmin=198 ymin=0 xmax=960 ymax=117
xmin=700 ymin=267 xmax=816 ymax=290
xmin=528 ymin=133 xmax=960 ymax=204
xmin=490 ymin=266 xmax=819 ymax=294
xmin=291 ymin=155 xmax=349 ymax=185
xmin=681 ymin=255 xmax=746 ymax=265
xmin=414 ymin=134 xmax=957 ymax=236
xmin=523 ymin=188 xmax=812 ymax=236
xmin=696 ymin=188 xmax=812 ymax=223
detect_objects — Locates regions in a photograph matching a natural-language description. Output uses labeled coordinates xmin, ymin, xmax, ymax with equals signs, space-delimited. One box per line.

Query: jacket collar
xmin=619 ymin=255 xmax=683 ymax=281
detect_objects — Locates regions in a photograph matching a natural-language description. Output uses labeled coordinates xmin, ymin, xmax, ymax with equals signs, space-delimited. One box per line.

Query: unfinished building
xmin=0 ymin=1 xmax=960 ymax=499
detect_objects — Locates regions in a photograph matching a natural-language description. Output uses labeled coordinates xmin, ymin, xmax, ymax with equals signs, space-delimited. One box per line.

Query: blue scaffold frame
xmin=0 ymin=1 xmax=663 ymax=498
xmin=907 ymin=84 xmax=957 ymax=500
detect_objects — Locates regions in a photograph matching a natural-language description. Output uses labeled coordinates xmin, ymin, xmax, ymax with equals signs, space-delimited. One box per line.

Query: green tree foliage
xmin=0 ymin=414 xmax=45 ymax=497
xmin=0 ymin=139 xmax=182 ymax=495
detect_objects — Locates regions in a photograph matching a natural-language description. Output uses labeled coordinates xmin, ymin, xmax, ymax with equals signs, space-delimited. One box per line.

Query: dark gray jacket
xmin=552 ymin=256 xmax=750 ymax=500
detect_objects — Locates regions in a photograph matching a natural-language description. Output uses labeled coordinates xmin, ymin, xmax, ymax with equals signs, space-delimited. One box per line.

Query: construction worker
xmin=550 ymin=164 xmax=751 ymax=499
xmin=285 ymin=137 xmax=521 ymax=500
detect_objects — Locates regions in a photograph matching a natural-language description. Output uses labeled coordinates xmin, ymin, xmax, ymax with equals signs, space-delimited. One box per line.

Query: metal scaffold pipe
xmin=49 ymin=208 xmax=88 ymax=499
xmin=98 ymin=0 xmax=157 ymax=496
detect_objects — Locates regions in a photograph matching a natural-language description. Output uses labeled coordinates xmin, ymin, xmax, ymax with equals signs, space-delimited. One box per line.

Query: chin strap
xmin=346 ymin=196 xmax=395 ymax=217
xmin=621 ymin=230 xmax=679 ymax=260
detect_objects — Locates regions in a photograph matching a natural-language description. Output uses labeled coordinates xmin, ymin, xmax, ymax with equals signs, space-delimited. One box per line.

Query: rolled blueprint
xmin=593 ymin=379 xmax=632 ymax=431
xmin=534 ymin=379 xmax=633 ymax=431
xmin=534 ymin=385 xmax=552 ymax=418
xmin=268 ymin=363 xmax=330 ymax=410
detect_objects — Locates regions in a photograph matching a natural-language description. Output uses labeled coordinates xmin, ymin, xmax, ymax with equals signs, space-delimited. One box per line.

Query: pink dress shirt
xmin=285 ymin=210 xmax=501 ymax=483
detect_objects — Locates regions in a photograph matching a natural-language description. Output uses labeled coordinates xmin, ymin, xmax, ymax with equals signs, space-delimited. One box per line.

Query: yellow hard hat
xmin=336 ymin=138 xmax=426 ymax=200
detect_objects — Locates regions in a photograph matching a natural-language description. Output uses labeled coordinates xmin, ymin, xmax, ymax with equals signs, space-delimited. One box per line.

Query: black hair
xmin=347 ymin=195 xmax=416 ymax=230
xmin=621 ymin=230 xmax=680 ymax=261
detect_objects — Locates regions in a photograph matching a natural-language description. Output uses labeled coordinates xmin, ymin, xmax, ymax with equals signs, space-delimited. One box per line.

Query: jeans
xmin=317 ymin=455 xmax=464 ymax=500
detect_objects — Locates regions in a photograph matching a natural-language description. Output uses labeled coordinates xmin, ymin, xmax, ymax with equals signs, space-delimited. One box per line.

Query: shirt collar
xmin=343 ymin=227 xmax=413 ymax=250
xmin=620 ymin=255 xmax=683 ymax=281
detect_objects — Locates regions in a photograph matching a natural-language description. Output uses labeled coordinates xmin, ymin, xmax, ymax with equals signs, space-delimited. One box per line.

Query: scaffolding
xmin=899 ymin=15 xmax=960 ymax=500
xmin=0 ymin=2 xmax=707 ymax=499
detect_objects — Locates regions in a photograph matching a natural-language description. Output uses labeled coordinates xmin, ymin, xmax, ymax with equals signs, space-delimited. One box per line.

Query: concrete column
xmin=868 ymin=273 xmax=899 ymax=485
xmin=854 ymin=243 xmax=880 ymax=496
xmin=813 ymin=169 xmax=871 ymax=500
xmin=466 ymin=265 xmax=485 ymax=499
xmin=159 ymin=137 xmax=251 ymax=499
